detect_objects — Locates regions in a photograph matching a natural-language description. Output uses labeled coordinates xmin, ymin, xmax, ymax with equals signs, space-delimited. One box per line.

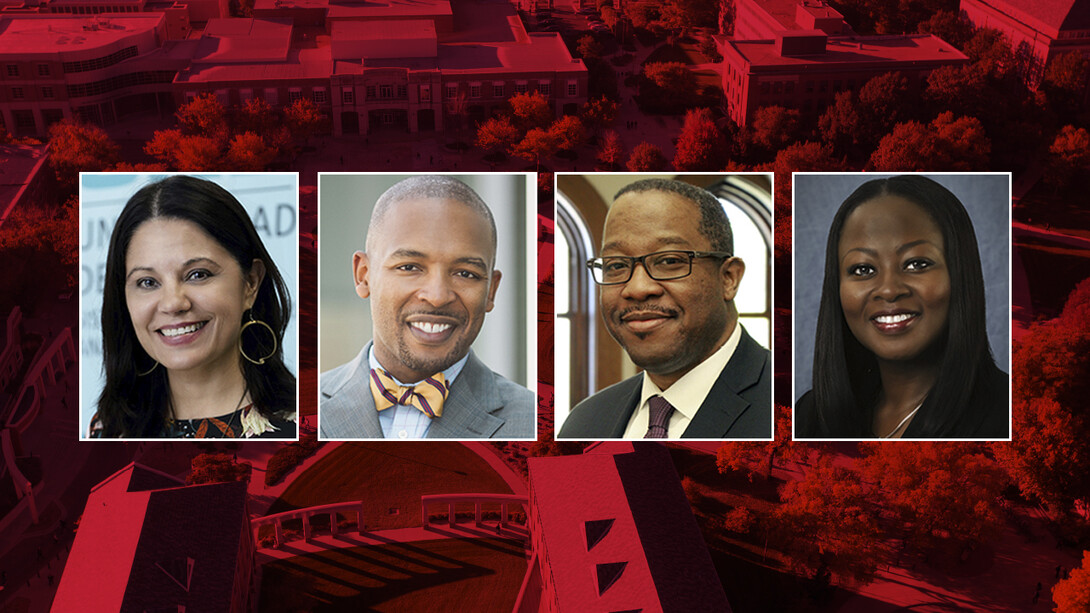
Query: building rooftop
xmin=0 ymin=13 xmax=163 ymax=54
xmin=331 ymin=17 xmax=433 ymax=41
xmin=192 ymin=17 xmax=292 ymax=63
xmin=325 ymin=0 xmax=452 ymax=20
xmin=728 ymin=33 xmax=968 ymax=68
xmin=348 ymin=33 xmax=583 ymax=73
xmin=177 ymin=44 xmax=331 ymax=81
xmin=750 ymin=0 xmax=842 ymax=30
xmin=529 ymin=443 xmax=731 ymax=613
xmin=967 ymin=0 xmax=1090 ymax=37
xmin=251 ymin=0 xmax=454 ymax=19
xmin=53 ymin=463 xmax=249 ymax=612
xmin=439 ymin=34 xmax=584 ymax=73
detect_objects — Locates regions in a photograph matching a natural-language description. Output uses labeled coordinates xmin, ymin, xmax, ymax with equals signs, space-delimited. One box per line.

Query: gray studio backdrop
xmin=79 ymin=172 xmax=300 ymax=438
xmin=793 ymin=173 xmax=1011 ymax=403
xmin=317 ymin=173 xmax=534 ymax=388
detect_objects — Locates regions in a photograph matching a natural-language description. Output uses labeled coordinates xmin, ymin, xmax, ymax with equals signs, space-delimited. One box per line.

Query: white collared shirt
xmin=368 ymin=347 xmax=468 ymax=439
xmin=621 ymin=322 xmax=743 ymax=439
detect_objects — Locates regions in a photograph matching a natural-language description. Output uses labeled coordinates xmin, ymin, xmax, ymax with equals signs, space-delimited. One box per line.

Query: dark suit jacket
xmin=319 ymin=343 xmax=536 ymax=439
xmin=558 ymin=327 xmax=772 ymax=439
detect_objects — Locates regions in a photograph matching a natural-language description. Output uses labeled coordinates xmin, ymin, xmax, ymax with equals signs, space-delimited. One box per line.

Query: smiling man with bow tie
xmin=319 ymin=175 xmax=535 ymax=440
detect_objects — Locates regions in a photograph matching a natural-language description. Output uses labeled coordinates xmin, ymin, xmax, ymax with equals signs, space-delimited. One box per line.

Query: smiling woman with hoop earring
xmin=90 ymin=175 xmax=296 ymax=439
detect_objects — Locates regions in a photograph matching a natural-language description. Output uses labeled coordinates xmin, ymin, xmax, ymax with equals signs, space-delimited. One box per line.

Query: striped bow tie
xmin=369 ymin=368 xmax=450 ymax=418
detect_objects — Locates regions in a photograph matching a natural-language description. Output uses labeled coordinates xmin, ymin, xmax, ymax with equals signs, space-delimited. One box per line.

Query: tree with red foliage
xmin=642 ymin=62 xmax=697 ymax=107
xmin=176 ymin=92 xmax=229 ymax=144
xmin=963 ymin=28 xmax=1017 ymax=81
xmin=856 ymin=71 xmax=912 ymax=141
xmin=817 ymin=91 xmax=860 ymax=156
xmin=147 ymin=131 xmax=223 ymax=171
xmin=596 ymin=130 xmax=625 ymax=170
xmin=549 ymin=115 xmax=587 ymax=152
xmin=1045 ymin=125 xmax=1090 ymax=194
xmin=771 ymin=455 xmax=882 ymax=586
xmin=511 ymin=127 xmax=560 ymax=169
xmin=860 ymin=442 xmax=1006 ymax=551
xmin=581 ymin=96 xmax=619 ymax=135
xmin=509 ymin=90 xmax=553 ymax=131
xmin=748 ymin=105 xmax=801 ymax=154
xmin=995 ymin=278 xmax=1090 ymax=512
xmin=924 ymin=64 xmax=990 ymax=119
xmin=237 ymin=98 xmax=278 ymax=135
xmin=868 ymin=112 xmax=990 ymax=171
xmin=917 ymin=10 xmax=973 ymax=48
xmin=716 ymin=404 xmax=808 ymax=480
xmin=46 ymin=120 xmax=120 ymax=192
xmin=1053 ymin=550 xmax=1090 ymax=613
xmin=144 ymin=128 xmax=183 ymax=166
xmin=475 ymin=116 xmax=520 ymax=157
xmin=673 ymin=108 xmax=725 ymax=171
xmin=627 ymin=1 xmax=660 ymax=30
xmin=187 ymin=453 xmax=252 ymax=485
xmin=284 ymin=97 xmax=324 ymax=145
xmin=226 ymin=131 xmax=279 ymax=171
xmin=658 ymin=0 xmax=718 ymax=33
xmin=577 ymin=35 xmax=603 ymax=60
xmin=1043 ymin=51 xmax=1090 ymax=119
xmin=627 ymin=142 xmax=668 ymax=171
xmin=769 ymin=141 xmax=842 ymax=260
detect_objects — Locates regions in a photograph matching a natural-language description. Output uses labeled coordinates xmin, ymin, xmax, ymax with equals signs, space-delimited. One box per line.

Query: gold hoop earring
xmin=136 ymin=359 xmax=159 ymax=377
xmin=239 ymin=312 xmax=277 ymax=365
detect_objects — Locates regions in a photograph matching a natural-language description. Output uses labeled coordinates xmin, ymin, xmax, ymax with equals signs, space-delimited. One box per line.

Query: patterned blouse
xmin=90 ymin=405 xmax=296 ymax=439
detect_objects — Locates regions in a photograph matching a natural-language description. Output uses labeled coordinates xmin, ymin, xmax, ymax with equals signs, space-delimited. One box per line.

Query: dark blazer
xmin=795 ymin=361 xmax=1009 ymax=439
xmin=558 ymin=327 xmax=772 ymax=439
xmin=319 ymin=343 xmax=536 ymax=439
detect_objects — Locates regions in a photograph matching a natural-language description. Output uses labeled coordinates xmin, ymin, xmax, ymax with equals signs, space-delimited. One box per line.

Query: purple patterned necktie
xmin=644 ymin=395 xmax=675 ymax=439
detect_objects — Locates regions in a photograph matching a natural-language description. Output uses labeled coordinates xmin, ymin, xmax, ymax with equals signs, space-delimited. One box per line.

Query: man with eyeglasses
xmin=558 ymin=178 xmax=771 ymax=439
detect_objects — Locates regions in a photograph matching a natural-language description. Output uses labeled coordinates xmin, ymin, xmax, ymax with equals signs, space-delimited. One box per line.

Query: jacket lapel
xmin=320 ymin=345 xmax=383 ymax=438
xmin=426 ymin=351 xmax=506 ymax=438
xmin=682 ymin=328 xmax=765 ymax=438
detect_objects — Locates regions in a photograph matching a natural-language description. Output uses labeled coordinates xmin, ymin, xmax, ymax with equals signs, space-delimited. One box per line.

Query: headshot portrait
xmin=555 ymin=173 xmax=773 ymax=440
xmin=793 ymin=173 xmax=1011 ymax=440
xmin=317 ymin=173 xmax=536 ymax=440
xmin=79 ymin=173 xmax=299 ymax=440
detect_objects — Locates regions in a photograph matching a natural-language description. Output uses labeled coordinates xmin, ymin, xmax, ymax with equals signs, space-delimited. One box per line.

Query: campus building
xmin=734 ymin=0 xmax=854 ymax=39
xmin=523 ymin=442 xmax=731 ymax=613
xmin=718 ymin=0 xmax=968 ymax=126
xmin=0 ymin=13 xmax=186 ymax=136
xmin=960 ymin=0 xmax=1090 ymax=86
xmin=0 ymin=0 xmax=586 ymax=137
xmin=53 ymin=463 xmax=255 ymax=612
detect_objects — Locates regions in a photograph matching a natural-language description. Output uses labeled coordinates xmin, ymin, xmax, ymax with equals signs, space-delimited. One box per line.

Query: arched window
xmin=707 ymin=175 xmax=772 ymax=349
xmin=554 ymin=194 xmax=595 ymax=418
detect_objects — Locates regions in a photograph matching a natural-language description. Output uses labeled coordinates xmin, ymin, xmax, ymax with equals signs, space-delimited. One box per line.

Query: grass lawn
xmin=258 ymin=538 xmax=527 ymax=612
xmin=266 ymin=442 xmax=514 ymax=531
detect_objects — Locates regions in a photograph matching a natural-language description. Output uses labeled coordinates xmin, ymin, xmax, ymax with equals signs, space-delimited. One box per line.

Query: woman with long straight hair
xmin=796 ymin=175 xmax=1007 ymax=439
xmin=92 ymin=175 xmax=296 ymax=438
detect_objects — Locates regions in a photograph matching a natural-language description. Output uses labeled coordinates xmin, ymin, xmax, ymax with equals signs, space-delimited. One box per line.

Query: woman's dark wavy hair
xmin=97 ymin=175 xmax=294 ymax=437
xmin=811 ymin=175 xmax=999 ymax=437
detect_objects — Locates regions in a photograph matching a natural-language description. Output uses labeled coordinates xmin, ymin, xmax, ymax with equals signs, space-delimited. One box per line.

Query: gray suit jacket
xmin=319 ymin=344 xmax=536 ymax=439
xmin=558 ymin=327 xmax=772 ymax=439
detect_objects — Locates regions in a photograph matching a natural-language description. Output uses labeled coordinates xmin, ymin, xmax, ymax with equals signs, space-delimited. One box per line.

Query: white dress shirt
xmin=621 ymin=322 xmax=743 ymax=439
xmin=368 ymin=347 xmax=468 ymax=439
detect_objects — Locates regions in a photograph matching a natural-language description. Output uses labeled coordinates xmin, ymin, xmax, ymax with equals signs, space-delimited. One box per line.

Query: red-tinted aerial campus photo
xmin=0 ymin=0 xmax=1089 ymax=610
